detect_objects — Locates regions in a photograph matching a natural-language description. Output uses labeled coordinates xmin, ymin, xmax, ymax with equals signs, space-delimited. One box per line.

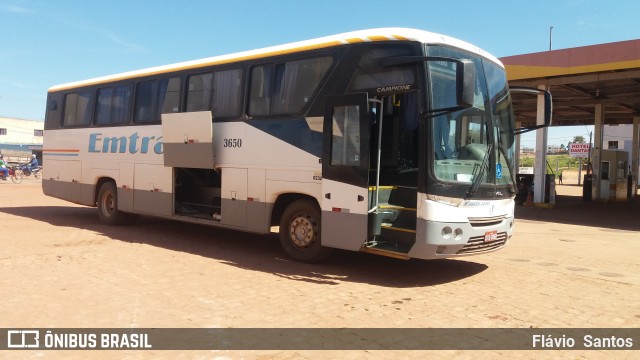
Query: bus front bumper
xmin=407 ymin=217 xmax=513 ymax=260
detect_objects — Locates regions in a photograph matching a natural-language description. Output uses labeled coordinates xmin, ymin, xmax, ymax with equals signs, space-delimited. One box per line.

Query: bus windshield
xmin=426 ymin=45 xmax=516 ymax=199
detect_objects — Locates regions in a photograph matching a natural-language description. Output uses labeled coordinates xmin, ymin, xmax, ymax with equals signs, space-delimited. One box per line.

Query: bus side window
xmin=271 ymin=56 xmax=332 ymax=115
xmin=63 ymin=91 xmax=93 ymax=127
xmin=249 ymin=56 xmax=332 ymax=117
xmin=135 ymin=77 xmax=181 ymax=124
xmin=212 ymin=69 xmax=243 ymax=118
xmin=249 ymin=65 xmax=273 ymax=116
xmin=186 ymin=73 xmax=213 ymax=112
xmin=161 ymin=77 xmax=182 ymax=114
xmin=95 ymin=85 xmax=131 ymax=125
xmin=134 ymin=81 xmax=156 ymax=123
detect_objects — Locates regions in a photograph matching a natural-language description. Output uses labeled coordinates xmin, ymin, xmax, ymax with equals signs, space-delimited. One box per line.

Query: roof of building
xmin=500 ymin=39 xmax=640 ymax=127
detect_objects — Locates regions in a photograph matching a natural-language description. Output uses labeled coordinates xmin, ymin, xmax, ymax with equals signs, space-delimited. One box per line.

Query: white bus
xmin=43 ymin=28 xmax=550 ymax=262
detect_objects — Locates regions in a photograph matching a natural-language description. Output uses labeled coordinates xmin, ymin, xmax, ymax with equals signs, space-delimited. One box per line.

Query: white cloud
xmin=100 ymin=29 xmax=147 ymax=53
xmin=56 ymin=17 xmax=147 ymax=54
xmin=3 ymin=4 xmax=34 ymax=14
xmin=0 ymin=79 xmax=28 ymax=89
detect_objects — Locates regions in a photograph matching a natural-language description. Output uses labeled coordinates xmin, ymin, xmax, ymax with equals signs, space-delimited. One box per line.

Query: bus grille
xmin=467 ymin=215 xmax=506 ymax=227
xmin=456 ymin=232 xmax=508 ymax=255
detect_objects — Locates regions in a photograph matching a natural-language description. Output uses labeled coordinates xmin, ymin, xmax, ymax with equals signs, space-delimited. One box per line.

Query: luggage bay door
xmin=161 ymin=111 xmax=214 ymax=169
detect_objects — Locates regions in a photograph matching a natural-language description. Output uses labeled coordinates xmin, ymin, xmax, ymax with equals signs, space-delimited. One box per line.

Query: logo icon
xmin=7 ymin=330 xmax=40 ymax=348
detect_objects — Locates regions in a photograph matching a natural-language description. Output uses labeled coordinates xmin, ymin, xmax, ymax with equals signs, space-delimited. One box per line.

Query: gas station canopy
xmin=499 ymin=39 xmax=640 ymax=203
xmin=501 ymin=39 xmax=640 ymax=128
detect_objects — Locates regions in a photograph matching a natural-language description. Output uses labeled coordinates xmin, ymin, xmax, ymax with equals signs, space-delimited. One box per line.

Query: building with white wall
xmin=0 ymin=116 xmax=44 ymax=161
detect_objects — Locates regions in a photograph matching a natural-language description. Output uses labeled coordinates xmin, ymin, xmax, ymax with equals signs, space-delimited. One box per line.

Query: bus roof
xmin=49 ymin=27 xmax=501 ymax=92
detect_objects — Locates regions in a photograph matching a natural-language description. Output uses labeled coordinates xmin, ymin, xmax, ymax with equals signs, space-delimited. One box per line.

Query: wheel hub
xmin=290 ymin=216 xmax=315 ymax=247
xmin=102 ymin=194 xmax=114 ymax=215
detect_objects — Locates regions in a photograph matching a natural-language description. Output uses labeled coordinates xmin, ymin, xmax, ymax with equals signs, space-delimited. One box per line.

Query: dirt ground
xmin=1 ymin=178 xmax=638 ymax=359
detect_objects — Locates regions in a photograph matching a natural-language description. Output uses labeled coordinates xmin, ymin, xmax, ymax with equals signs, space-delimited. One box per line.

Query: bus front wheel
xmin=97 ymin=182 xmax=127 ymax=226
xmin=279 ymin=199 xmax=333 ymax=263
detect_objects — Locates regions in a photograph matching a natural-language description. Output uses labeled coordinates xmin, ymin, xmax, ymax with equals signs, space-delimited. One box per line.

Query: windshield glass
xmin=426 ymin=45 xmax=516 ymax=199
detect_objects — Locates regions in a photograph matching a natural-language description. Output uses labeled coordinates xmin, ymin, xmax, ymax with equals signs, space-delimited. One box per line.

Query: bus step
xmin=379 ymin=225 xmax=416 ymax=249
xmin=361 ymin=242 xmax=410 ymax=260
xmin=381 ymin=223 xmax=416 ymax=233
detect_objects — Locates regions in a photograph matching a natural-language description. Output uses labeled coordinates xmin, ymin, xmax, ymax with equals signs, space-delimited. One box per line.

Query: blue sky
xmin=1 ymin=0 xmax=637 ymax=145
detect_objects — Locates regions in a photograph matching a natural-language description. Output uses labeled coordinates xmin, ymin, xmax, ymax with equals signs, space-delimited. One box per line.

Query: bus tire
xmin=97 ymin=181 xmax=127 ymax=226
xmin=279 ymin=199 xmax=333 ymax=263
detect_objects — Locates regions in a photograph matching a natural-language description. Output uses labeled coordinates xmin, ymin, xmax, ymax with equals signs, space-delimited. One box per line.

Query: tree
xmin=573 ymin=135 xmax=586 ymax=144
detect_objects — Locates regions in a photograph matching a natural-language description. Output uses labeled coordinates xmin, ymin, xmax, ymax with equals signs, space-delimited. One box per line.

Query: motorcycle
xmin=2 ymin=166 xmax=23 ymax=184
xmin=18 ymin=164 xmax=42 ymax=179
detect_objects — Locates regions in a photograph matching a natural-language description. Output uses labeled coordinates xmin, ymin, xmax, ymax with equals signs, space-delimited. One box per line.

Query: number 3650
xmin=223 ymin=138 xmax=243 ymax=148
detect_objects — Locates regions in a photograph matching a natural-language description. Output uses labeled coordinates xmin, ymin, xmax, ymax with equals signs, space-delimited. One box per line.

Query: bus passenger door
xmin=321 ymin=94 xmax=370 ymax=251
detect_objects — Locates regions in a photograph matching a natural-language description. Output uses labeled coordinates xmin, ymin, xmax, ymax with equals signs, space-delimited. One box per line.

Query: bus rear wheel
xmin=97 ymin=181 xmax=127 ymax=225
xmin=279 ymin=199 xmax=333 ymax=263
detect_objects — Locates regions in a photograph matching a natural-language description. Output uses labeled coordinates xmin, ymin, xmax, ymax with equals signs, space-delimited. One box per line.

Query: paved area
xmin=0 ymin=179 xmax=638 ymax=359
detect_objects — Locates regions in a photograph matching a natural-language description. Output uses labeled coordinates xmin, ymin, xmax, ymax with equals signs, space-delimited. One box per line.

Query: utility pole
xmin=578 ymin=158 xmax=583 ymax=185
xmin=549 ymin=26 xmax=553 ymax=51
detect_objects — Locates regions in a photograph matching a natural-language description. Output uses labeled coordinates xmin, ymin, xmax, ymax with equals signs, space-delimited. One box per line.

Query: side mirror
xmin=456 ymin=59 xmax=475 ymax=109
xmin=511 ymin=86 xmax=553 ymax=135
xmin=425 ymin=57 xmax=476 ymax=114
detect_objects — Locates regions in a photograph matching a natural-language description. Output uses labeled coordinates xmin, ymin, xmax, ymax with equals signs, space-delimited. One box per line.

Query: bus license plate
xmin=484 ymin=231 xmax=498 ymax=243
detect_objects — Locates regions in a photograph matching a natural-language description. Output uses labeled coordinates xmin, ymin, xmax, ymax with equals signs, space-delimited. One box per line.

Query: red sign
xmin=569 ymin=143 xmax=590 ymax=158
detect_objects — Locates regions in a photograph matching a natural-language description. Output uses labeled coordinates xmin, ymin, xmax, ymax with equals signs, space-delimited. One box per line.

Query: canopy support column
xmin=515 ymin=121 xmax=521 ymax=171
xmin=533 ymin=85 xmax=549 ymax=203
xmin=632 ymin=116 xmax=640 ymax=196
xmin=592 ymin=104 xmax=604 ymax=200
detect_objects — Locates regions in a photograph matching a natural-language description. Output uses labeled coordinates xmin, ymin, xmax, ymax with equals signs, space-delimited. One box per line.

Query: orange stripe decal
xmin=345 ymin=37 xmax=365 ymax=44
xmin=392 ymin=35 xmax=410 ymax=41
xmin=367 ymin=35 xmax=390 ymax=42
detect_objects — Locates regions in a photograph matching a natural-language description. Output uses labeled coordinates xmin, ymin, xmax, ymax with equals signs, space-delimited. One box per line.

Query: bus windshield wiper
xmin=466 ymin=144 xmax=492 ymax=199
xmin=497 ymin=144 xmax=517 ymax=196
